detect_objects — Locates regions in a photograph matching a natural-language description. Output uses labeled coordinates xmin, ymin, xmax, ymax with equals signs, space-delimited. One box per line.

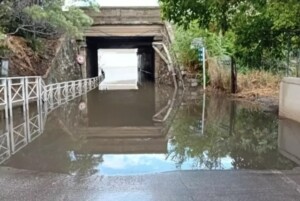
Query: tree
xmin=160 ymin=0 xmax=300 ymax=70
xmin=0 ymin=0 xmax=95 ymax=39
xmin=268 ymin=0 xmax=300 ymax=32
xmin=232 ymin=0 xmax=300 ymax=69
xmin=159 ymin=0 xmax=244 ymax=34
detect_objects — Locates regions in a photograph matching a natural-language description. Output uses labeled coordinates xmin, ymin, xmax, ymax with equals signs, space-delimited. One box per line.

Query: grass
xmin=206 ymin=56 xmax=282 ymax=99
xmin=237 ymin=70 xmax=282 ymax=99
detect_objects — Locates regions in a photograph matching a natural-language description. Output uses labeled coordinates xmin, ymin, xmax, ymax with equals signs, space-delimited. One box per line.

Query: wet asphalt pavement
xmin=1 ymin=167 xmax=300 ymax=201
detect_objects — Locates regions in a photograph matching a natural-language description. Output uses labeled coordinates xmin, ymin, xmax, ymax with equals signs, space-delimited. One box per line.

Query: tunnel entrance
xmin=86 ymin=37 xmax=155 ymax=89
xmin=98 ymin=49 xmax=138 ymax=90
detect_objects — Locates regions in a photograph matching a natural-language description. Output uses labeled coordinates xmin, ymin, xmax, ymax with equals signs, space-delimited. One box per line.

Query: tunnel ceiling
xmin=86 ymin=36 xmax=154 ymax=49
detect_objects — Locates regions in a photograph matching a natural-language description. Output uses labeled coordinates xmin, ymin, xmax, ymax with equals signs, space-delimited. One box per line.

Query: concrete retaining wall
xmin=278 ymin=119 xmax=300 ymax=165
xmin=279 ymin=77 xmax=300 ymax=122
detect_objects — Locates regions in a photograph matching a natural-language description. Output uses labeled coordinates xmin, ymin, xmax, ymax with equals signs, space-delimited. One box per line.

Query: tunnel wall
xmin=86 ymin=39 xmax=99 ymax=78
xmin=279 ymin=77 xmax=300 ymax=123
xmin=137 ymin=47 xmax=155 ymax=81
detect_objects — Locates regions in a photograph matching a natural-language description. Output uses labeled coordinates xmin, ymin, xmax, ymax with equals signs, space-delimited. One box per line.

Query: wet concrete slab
xmin=1 ymin=167 xmax=300 ymax=201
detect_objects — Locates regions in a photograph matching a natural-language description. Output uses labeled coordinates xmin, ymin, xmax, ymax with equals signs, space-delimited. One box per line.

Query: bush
xmin=171 ymin=23 xmax=202 ymax=72
xmin=172 ymin=22 xmax=236 ymax=90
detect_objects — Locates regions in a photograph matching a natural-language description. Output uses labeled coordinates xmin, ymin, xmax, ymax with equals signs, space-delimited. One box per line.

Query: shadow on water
xmin=0 ymin=86 xmax=299 ymax=176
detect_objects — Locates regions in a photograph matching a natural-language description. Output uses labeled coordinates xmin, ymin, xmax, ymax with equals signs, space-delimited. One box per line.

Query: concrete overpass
xmin=80 ymin=7 xmax=181 ymax=87
xmin=84 ymin=7 xmax=164 ymax=38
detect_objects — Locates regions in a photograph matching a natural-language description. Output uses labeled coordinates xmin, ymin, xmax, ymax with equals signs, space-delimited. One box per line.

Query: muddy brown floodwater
xmin=0 ymin=81 xmax=299 ymax=177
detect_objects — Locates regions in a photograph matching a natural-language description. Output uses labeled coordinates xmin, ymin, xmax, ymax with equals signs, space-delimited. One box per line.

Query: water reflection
xmin=168 ymin=95 xmax=298 ymax=170
xmin=278 ymin=119 xmax=300 ymax=165
xmin=0 ymin=88 xmax=299 ymax=176
xmin=0 ymin=103 xmax=45 ymax=165
xmin=0 ymin=82 xmax=177 ymax=175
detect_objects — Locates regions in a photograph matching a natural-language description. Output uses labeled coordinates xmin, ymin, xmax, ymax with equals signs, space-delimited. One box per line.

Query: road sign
xmin=191 ymin=38 xmax=204 ymax=49
xmin=76 ymin=55 xmax=85 ymax=64
xmin=191 ymin=38 xmax=206 ymax=90
xmin=0 ymin=58 xmax=9 ymax=77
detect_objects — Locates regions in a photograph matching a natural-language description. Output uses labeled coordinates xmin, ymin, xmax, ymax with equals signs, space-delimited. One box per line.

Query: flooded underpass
xmin=1 ymin=79 xmax=300 ymax=200
xmin=1 ymin=52 xmax=300 ymax=201
xmin=1 ymin=82 xmax=299 ymax=176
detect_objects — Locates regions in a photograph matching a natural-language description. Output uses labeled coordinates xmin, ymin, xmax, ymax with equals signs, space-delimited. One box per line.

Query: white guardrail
xmin=0 ymin=76 xmax=102 ymax=164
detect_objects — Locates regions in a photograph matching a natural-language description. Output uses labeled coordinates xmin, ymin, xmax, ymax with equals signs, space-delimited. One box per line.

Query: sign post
xmin=191 ymin=38 xmax=206 ymax=135
xmin=191 ymin=38 xmax=206 ymax=90
xmin=0 ymin=58 xmax=9 ymax=85
xmin=0 ymin=58 xmax=9 ymax=76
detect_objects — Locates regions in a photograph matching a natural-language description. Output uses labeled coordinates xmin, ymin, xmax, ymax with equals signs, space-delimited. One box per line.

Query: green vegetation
xmin=0 ymin=0 xmax=96 ymax=38
xmin=160 ymin=0 xmax=300 ymax=93
xmin=0 ymin=0 xmax=97 ymax=56
xmin=172 ymin=22 xmax=235 ymax=72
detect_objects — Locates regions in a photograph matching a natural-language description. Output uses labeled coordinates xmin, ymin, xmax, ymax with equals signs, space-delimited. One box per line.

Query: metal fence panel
xmin=0 ymin=75 xmax=102 ymax=164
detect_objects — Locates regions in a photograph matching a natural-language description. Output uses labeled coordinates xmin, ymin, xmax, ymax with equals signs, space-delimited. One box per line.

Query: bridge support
xmin=78 ymin=40 xmax=87 ymax=79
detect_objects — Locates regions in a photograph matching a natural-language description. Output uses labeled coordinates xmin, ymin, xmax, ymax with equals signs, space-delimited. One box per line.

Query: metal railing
xmin=0 ymin=104 xmax=46 ymax=162
xmin=0 ymin=75 xmax=102 ymax=164
xmin=42 ymin=77 xmax=101 ymax=113
xmin=0 ymin=79 xmax=9 ymax=163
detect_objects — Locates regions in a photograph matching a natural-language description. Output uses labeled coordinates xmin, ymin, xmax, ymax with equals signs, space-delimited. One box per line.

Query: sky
xmin=65 ymin=0 xmax=159 ymax=7
xmin=99 ymin=0 xmax=159 ymax=7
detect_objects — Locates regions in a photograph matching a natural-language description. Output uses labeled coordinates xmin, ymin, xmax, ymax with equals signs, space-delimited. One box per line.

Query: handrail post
xmin=37 ymin=77 xmax=44 ymax=132
xmin=7 ymin=79 xmax=14 ymax=153
xmin=57 ymin=83 xmax=62 ymax=105
xmin=24 ymin=77 xmax=30 ymax=142
xmin=72 ymin=81 xmax=76 ymax=98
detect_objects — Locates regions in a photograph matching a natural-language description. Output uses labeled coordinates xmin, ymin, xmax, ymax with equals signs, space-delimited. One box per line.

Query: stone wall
xmin=153 ymin=23 xmax=175 ymax=86
xmin=155 ymin=52 xmax=173 ymax=86
xmin=158 ymin=22 xmax=185 ymax=88
xmin=182 ymin=72 xmax=200 ymax=88
xmin=279 ymin=77 xmax=300 ymax=123
xmin=43 ymin=38 xmax=82 ymax=84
